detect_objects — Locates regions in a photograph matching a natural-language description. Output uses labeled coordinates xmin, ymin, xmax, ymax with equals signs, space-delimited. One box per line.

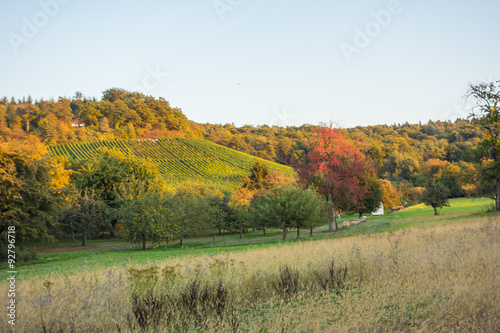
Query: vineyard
xmin=48 ymin=138 xmax=295 ymax=192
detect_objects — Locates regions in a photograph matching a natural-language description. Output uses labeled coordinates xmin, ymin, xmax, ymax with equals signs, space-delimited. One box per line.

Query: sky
xmin=1 ymin=0 xmax=499 ymax=128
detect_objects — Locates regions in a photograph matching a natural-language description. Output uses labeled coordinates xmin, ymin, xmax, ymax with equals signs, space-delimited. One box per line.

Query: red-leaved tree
xmin=295 ymin=124 xmax=375 ymax=231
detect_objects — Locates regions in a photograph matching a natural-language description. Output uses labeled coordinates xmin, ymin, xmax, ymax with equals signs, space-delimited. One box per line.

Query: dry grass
xmin=2 ymin=217 xmax=499 ymax=332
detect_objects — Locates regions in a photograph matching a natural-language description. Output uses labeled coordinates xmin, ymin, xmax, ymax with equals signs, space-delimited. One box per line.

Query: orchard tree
xmin=168 ymin=183 xmax=224 ymax=246
xmin=116 ymin=192 xmax=178 ymax=250
xmin=73 ymin=148 xmax=163 ymax=234
xmin=60 ymin=191 xmax=107 ymax=246
xmin=249 ymin=185 xmax=324 ymax=240
xmin=467 ymin=81 xmax=500 ymax=210
xmin=296 ymin=125 xmax=374 ymax=231
xmin=228 ymin=187 xmax=254 ymax=238
xmin=174 ymin=182 xmax=226 ymax=243
xmin=422 ymin=182 xmax=450 ymax=215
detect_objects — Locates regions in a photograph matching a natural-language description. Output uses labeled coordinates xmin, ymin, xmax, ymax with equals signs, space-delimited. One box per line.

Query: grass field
xmin=48 ymin=138 xmax=294 ymax=192
xmin=1 ymin=197 xmax=498 ymax=332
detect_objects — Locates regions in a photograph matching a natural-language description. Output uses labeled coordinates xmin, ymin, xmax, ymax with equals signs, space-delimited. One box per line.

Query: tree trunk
xmin=218 ymin=228 xmax=222 ymax=235
xmin=142 ymin=235 xmax=146 ymax=250
xmin=213 ymin=233 xmax=216 ymax=242
xmin=240 ymin=225 xmax=243 ymax=239
xmin=327 ymin=193 xmax=338 ymax=232
xmin=71 ymin=230 xmax=75 ymax=242
xmin=82 ymin=230 xmax=87 ymax=246
xmin=433 ymin=206 xmax=438 ymax=216
xmin=283 ymin=225 xmax=287 ymax=241
xmin=359 ymin=212 xmax=363 ymax=219
xmin=310 ymin=226 xmax=313 ymax=236
xmin=253 ymin=226 xmax=256 ymax=232
xmin=263 ymin=225 xmax=266 ymax=235
xmin=180 ymin=234 xmax=183 ymax=247
xmin=496 ymin=178 xmax=500 ymax=211
xmin=297 ymin=226 xmax=300 ymax=238
xmin=110 ymin=219 xmax=117 ymax=238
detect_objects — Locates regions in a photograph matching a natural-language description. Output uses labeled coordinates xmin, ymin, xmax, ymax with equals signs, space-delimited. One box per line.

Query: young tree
xmin=291 ymin=187 xmax=325 ymax=237
xmin=467 ymin=81 xmax=500 ymax=210
xmin=422 ymin=182 xmax=450 ymax=215
xmin=116 ymin=192 xmax=178 ymax=250
xmin=296 ymin=125 xmax=374 ymax=231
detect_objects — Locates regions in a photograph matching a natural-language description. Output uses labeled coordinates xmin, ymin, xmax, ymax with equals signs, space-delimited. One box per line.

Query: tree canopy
xmin=248 ymin=185 xmax=324 ymax=240
xmin=467 ymin=81 xmax=500 ymax=210
xmin=0 ymin=142 xmax=69 ymax=250
xmin=296 ymin=125 xmax=375 ymax=231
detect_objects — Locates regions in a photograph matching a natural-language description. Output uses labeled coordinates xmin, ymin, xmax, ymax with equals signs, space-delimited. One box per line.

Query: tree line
xmin=0 ymin=88 xmax=200 ymax=145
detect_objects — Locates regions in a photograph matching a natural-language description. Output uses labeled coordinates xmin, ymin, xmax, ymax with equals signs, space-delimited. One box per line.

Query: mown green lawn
xmin=2 ymin=197 xmax=495 ymax=281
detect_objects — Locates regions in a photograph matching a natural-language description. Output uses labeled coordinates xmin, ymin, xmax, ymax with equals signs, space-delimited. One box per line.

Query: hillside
xmin=48 ymin=138 xmax=295 ymax=191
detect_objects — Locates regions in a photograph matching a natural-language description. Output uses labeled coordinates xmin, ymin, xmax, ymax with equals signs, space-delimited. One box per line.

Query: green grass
xmin=48 ymin=138 xmax=295 ymax=192
xmin=3 ymin=197 xmax=495 ymax=281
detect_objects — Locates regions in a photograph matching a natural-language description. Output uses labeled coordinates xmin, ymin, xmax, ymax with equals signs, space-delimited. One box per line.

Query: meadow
xmin=1 ymin=198 xmax=498 ymax=332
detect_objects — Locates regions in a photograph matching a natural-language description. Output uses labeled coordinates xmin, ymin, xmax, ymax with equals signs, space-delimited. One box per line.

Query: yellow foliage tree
xmin=380 ymin=179 xmax=400 ymax=209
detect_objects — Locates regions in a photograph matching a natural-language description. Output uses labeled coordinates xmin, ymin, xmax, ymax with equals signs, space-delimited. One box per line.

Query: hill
xmin=48 ymin=138 xmax=295 ymax=191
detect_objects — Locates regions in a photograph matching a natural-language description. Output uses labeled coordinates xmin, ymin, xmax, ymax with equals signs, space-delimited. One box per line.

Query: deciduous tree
xmin=248 ymin=185 xmax=324 ymax=240
xmin=379 ymin=179 xmax=401 ymax=209
xmin=467 ymin=81 xmax=500 ymax=210
xmin=296 ymin=125 xmax=374 ymax=231
xmin=354 ymin=175 xmax=382 ymax=218
xmin=242 ymin=160 xmax=271 ymax=191
xmin=0 ymin=142 xmax=68 ymax=251
xmin=422 ymin=182 xmax=450 ymax=215
xmin=60 ymin=191 xmax=107 ymax=246
xmin=228 ymin=187 xmax=254 ymax=238
xmin=116 ymin=192 xmax=177 ymax=250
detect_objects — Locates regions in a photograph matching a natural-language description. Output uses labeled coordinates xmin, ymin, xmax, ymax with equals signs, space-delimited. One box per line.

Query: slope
xmin=48 ymin=138 xmax=295 ymax=192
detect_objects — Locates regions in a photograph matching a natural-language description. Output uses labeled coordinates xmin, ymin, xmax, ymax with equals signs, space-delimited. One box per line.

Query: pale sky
xmin=1 ymin=0 xmax=499 ymax=128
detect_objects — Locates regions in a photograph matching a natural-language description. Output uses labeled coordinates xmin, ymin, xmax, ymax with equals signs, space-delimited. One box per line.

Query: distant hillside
xmin=48 ymin=138 xmax=295 ymax=192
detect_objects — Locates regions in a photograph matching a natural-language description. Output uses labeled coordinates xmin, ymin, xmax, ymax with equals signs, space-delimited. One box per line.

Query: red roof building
xmin=71 ymin=118 xmax=85 ymax=127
